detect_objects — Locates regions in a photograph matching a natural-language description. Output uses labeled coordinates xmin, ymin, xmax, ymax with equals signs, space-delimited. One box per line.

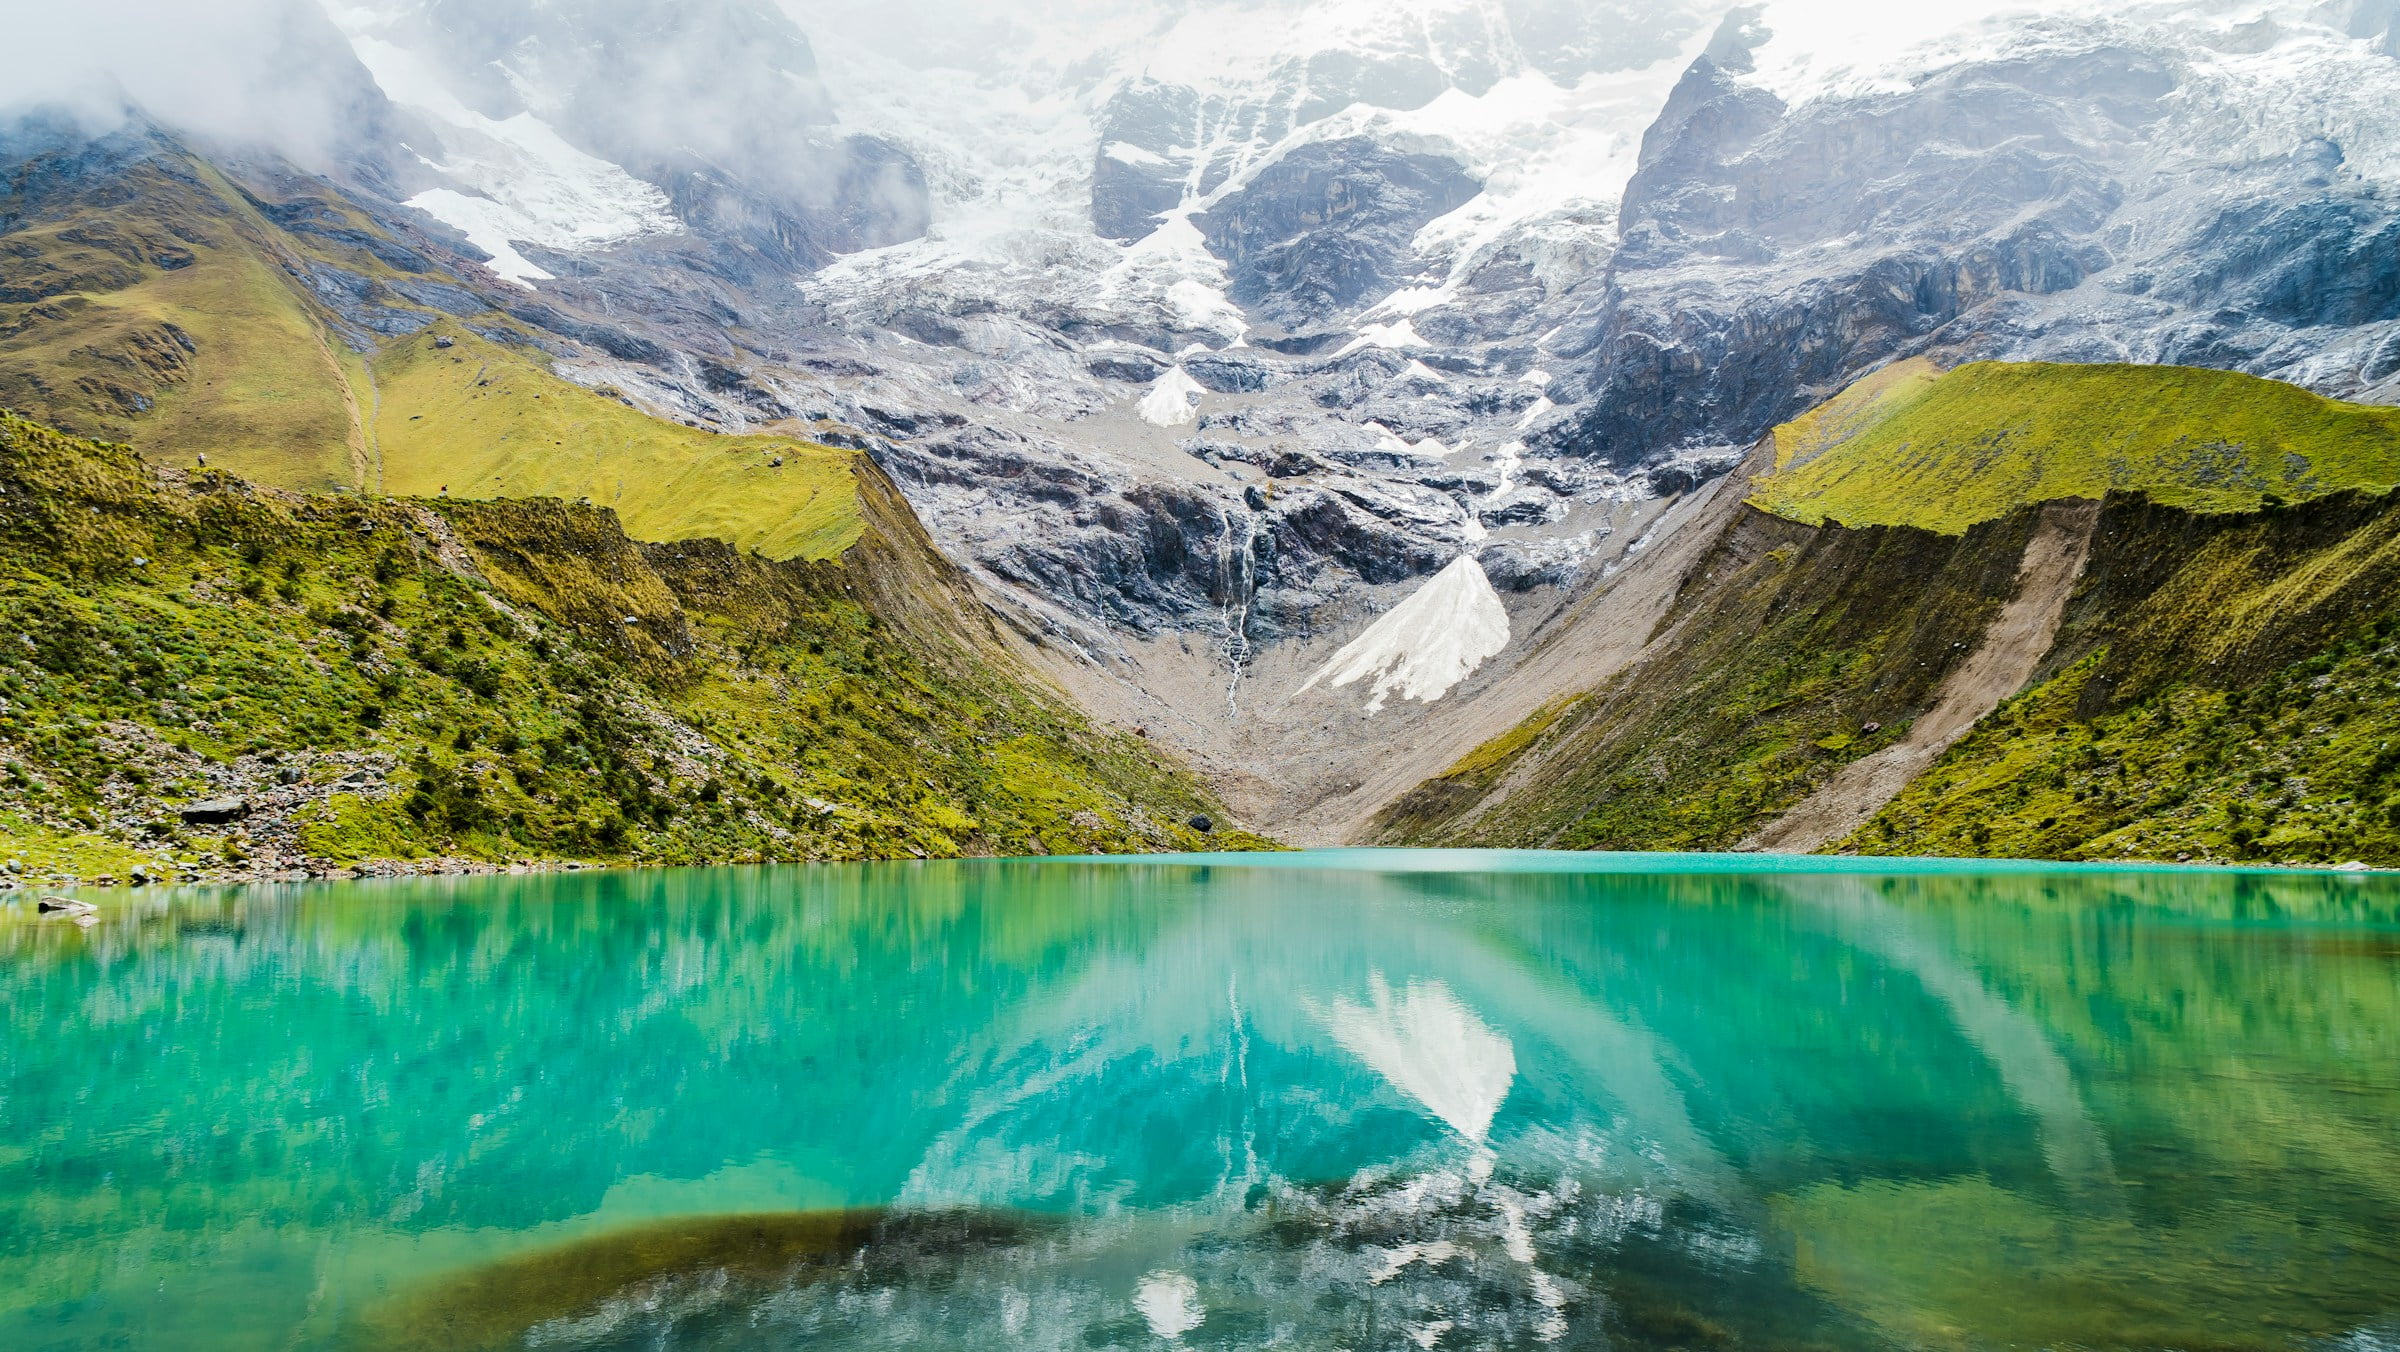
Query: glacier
xmin=1299 ymin=555 xmax=1512 ymax=715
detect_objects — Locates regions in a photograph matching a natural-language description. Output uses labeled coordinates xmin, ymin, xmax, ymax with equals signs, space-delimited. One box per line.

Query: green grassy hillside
xmin=1848 ymin=492 xmax=2400 ymax=863
xmin=0 ymin=413 xmax=1262 ymax=882
xmin=0 ymin=132 xmax=867 ymax=564
xmin=1373 ymin=507 xmax=2041 ymax=850
xmin=1386 ymin=361 xmax=2400 ymax=865
xmin=1751 ymin=361 xmax=2400 ymax=534
xmin=371 ymin=329 xmax=862 ymax=560
xmin=0 ymin=144 xmax=369 ymax=488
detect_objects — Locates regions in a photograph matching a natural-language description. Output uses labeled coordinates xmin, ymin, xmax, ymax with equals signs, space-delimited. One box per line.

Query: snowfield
xmin=331 ymin=23 xmax=679 ymax=287
xmin=1138 ymin=367 xmax=1206 ymax=426
xmin=1300 ymin=555 xmax=1512 ymax=715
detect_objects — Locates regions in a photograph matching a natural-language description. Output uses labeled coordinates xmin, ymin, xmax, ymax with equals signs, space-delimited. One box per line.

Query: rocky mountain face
xmin=354 ymin=0 xmax=931 ymax=272
xmin=1547 ymin=2 xmax=2400 ymax=476
xmin=1196 ymin=139 xmax=1484 ymax=330
xmin=10 ymin=0 xmax=2400 ymax=844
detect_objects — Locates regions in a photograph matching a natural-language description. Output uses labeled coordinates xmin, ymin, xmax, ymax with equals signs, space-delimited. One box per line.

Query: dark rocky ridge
xmin=1198 ymin=140 xmax=1482 ymax=331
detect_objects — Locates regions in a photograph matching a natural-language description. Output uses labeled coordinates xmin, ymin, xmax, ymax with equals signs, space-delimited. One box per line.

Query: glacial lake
xmin=3 ymin=850 xmax=2397 ymax=1350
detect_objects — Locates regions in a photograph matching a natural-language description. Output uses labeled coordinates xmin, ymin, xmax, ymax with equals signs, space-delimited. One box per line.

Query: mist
xmin=0 ymin=0 xmax=397 ymax=172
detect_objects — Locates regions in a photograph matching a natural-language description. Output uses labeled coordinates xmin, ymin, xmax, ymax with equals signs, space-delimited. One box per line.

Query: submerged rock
xmin=349 ymin=1208 xmax=1046 ymax=1352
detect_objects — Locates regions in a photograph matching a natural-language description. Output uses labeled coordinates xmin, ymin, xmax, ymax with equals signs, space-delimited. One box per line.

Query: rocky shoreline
xmin=0 ymin=737 xmax=591 ymax=890
xmin=0 ymin=854 xmax=610 ymax=892
xmin=2 ymin=852 xmax=2386 ymax=902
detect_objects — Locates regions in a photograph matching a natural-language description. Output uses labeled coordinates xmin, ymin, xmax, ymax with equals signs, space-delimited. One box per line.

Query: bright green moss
xmin=1434 ymin=694 xmax=1588 ymax=785
xmin=1849 ymin=631 xmax=2400 ymax=865
xmin=371 ymin=329 xmax=865 ymax=561
xmin=1751 ymin=362 xmax=2400 ymax=534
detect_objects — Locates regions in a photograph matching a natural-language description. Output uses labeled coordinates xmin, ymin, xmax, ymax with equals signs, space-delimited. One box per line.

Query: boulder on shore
xmin=178 ymin=797 xmax=251 ymax=826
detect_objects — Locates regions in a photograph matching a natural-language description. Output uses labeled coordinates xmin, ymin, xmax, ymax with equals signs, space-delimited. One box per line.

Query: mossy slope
xmin=1848 ymin=491 xmax=2400 ymax=863
xmin=0 ymin=412 xmax=1260 ymax=879
xmin=1385 ymin=361 xmax=2400 ymax=864
xmin=370 ymin=328 xmax=862 ymax=560
xmin=1752 ymin=360 xmax=2400 ymax=534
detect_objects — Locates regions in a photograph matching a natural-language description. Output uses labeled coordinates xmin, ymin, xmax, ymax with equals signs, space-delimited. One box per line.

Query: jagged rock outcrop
xmin=1198 ymin=140 xmax=1481 ymax=331
xmin=1543 ymin=8 xmax=2400 ymax=478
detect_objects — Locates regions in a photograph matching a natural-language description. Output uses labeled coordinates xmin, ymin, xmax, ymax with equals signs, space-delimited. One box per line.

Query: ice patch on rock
xmin=1104 ymin=140 xmax=1169 ymax=166
xmin=1298 ymin=555 xmax=1510 ymax=714
xmin=1138 ymin=366 xmax=1206 ymax=426
xmin=1100 ymin=213 xmax=1251 ymax=342
xmin=1489 ymin=441 xmax=1524 ymax=498
xmin=1367 ymin=285 xmax=1453 ymax=318
xmin=1741 ymin=0 xmax=2082 ymax=103
xmin=399 ymin=189 xmax=555 ymax=286
xmin=1336 ymin=318 xmax=1430 ymax=358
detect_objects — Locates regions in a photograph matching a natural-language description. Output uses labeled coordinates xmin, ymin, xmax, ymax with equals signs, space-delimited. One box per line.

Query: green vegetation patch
xmin=372 ymin=329 xmax=863 ymax=561
xmin=1768 ymin=355 xmax=1944 ymax=472
xmin=1439 ymin=694 xmax=1590 ymax=784
xmin=0 ymin=148 xmax=368 ymax=489
xmin=1751 ymin=361 xmax=2400 ymax=534
xmin=0 ymin=411 xmax=1251 ymax=879
xmin=1848 ymin=489 xmax=2400 ymax=864
xmin=1844 ymin=641 xmax=2400 ymax=864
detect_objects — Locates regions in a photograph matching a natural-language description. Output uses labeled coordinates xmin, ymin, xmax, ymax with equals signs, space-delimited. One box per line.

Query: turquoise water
xmin=4 ymin=850 xmax=2398 ymax=1350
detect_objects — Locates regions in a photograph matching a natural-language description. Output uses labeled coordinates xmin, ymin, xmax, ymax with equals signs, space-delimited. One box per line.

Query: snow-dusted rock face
xmin=330 ymin=0 xmax=931 ymax=276
xmin=1196 ymin=139 xmax=1484 ymax=332
xmin=1547 ymin=0 xmax=2400 ymax=474
xmin=723 ymin=0 xmax=1739 ymax=668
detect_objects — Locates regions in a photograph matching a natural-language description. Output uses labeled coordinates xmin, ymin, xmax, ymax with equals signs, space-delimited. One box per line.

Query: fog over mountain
xmin=10 ymin=0 xmax=2400 ymax=838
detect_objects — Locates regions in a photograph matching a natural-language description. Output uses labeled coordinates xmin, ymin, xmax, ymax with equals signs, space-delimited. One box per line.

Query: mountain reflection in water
xmin=3 ymin=852 xmax=2398 ymax=1350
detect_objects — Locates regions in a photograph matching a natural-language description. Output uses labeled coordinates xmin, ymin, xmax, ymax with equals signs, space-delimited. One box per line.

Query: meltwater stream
xmin=4 ymin=851 xmax=2398 ymax=1350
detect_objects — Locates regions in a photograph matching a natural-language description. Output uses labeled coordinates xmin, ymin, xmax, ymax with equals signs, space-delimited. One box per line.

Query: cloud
xmin=0 ymin=0 xmax=395 ymax=171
